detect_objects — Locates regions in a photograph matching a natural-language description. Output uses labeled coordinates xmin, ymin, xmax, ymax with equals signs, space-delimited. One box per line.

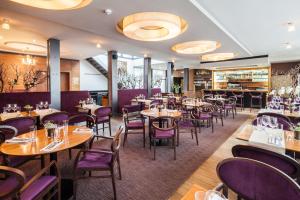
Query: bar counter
xmin=203 ymin=89 xmax=268 ymax=108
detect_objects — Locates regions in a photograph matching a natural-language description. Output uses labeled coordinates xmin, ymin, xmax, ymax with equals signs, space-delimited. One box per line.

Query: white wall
xmin=80 ymin=59 xmax=108 ymax=91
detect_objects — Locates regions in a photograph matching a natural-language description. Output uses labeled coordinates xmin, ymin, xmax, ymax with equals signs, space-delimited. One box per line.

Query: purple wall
xmin=118 ymin=88 xmax=161 ymax=112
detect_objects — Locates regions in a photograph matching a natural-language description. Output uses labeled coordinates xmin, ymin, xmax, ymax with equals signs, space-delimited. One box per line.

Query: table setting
xmin=78 ymin=98 xmax=102 ymax=114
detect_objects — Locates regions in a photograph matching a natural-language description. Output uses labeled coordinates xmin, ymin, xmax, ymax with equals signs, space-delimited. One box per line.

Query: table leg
xmin=49 ymin=152 xmax=57 ymax=175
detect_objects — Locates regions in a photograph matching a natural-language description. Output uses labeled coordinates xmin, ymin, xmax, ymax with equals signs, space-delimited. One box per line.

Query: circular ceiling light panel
xmin=172 ymin=40 xmax=221 ymax=54
xmin=9 ymin=0 xmax=92 ymax=10
xmin=4 ymin=41 xmax=46 ymax=53
xmin=116 ymin=12 xmax=188 ymax=41
xmin=201 ymin=53 xmax=235 ymax=62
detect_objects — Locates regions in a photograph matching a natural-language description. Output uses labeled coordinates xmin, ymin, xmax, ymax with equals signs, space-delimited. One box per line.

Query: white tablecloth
xmin=0 ymin=112 xmax=23 ymax=121
xmin=34 ymin=109 xmax=59 ymax=120
xmin=80 ymin=104 xmax=102 ymax=114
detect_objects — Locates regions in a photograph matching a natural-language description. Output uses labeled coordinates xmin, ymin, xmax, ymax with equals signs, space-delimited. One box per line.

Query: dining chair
xmin=0 ymin=116 xmax=35 ymax=135
xmin=224 ymin=96 xmax=236 ymax=118
xmin=122 ymin=108 xmax=146 ymax=147
xmin=212 ymin=100 xmax=225 ymax=126
xmin=177 ymin=113 xmax=199 ymax=146
xmin=192 ymin=104 xmax=214 ymax=133
xmin=257 ymin=112 xmax=292 ymax=124
xmin=0 ymin=125 xmax=44 ymax=168
xmin=232 ymin=91 xmax=244 ymax=111
xmin=167 ymin=97 xmax=176 ymax=109
xmin=232 ymin=145 xmax=300 ymax=183
xmin=0 ymin=161 xmax=61 ymax=200
xmin=93 ymin=106 xmax=112 ymax=136
xmin=216 ymin=157 xmax=300 ymax=200
xmin=67 ymin=114 xmax=95 ymax=159
xmin=250 ymin=92 xmax=263 ymax=112
xmin=73 ymin=127 xmax=123 ymax=200
xmin=41 ymin=111 xmax=69 ymax=125
xmin=252 ymin=115 xmax=294 ymax=131
xmin=150 ymin=117 xmax=177 ymax=160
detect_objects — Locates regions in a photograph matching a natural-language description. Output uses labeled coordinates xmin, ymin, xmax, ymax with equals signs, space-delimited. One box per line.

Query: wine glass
xmin=269 ymin=117 xmax=278 ymax=129
xmin=6 ymin=104 xmax=12 ymax=112
xmin=12 ymin=104 xmax=17 ymax=113
xmin=44 ymin=101 xmax=49 ymax=109
xmin=261 ymin=115 xmax=270 ymax=129
xmin=39 ymin=101 xmax=44 ymax=109
xmin=203 ymin=190 xmax=226 ymax=200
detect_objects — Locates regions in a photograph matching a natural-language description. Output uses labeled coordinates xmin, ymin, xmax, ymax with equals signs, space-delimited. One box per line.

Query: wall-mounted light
xmin=96 ymin=43 xmax=101 ymax=48
xmin=2 ymin=18 xmax=10 ymax=30
xmin=22 ymin=54 xmax=36 ymax=65
xmin=104 ymin=9 xmax=112 ymax=15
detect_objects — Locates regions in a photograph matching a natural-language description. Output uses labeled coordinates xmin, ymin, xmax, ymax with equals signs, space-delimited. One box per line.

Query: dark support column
xmin=144 ymin=57 xmax=152 ymax=97
xmin=183 ymin=68 xmax=189 ymax=92
xmin=47 ymin=38 xmax=60 ymax=109
xmin=108 ymin=50 xmax=118 ymax=115
xmin=166 ymin=62 xmax=174 ymax=93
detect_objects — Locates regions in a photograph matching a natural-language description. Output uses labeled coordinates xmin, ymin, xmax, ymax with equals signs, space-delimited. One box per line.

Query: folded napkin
xmin=73 ymin=127 xmax=93 ymax=134
xmin=0 ymin=112 xmax=23 ymax=121
xmin=40 ymin=141 xmax=64 ymax=152
xmin=6 ymin=137 xmax=35 ymax=144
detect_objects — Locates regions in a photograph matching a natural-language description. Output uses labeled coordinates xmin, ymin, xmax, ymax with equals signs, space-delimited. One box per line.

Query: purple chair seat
xmin=3 ymin=155 xmax=35 ymax=168
xmin=77 ymin=151 xmax=112 ymax=169
xmin=155 ymin=129 xmax=175 ymax=139
xmin=224 ymin=104 xmax=234 ymax=109
xmin=96 ymin=116 xmax=110 ymax=123
xmin=178 ymin=120 xmax=194 ymax=129
xmin=21 ymin=176 xmax=56 ymax=200
xmin=199 ymin=113 xmax=212 ymax=120
xmin=127 ymin=121 xmax=144 ymax=129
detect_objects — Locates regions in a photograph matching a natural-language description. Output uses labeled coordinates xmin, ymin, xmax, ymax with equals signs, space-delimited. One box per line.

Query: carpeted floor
xmin=20 ymin=113 xmax=250 ymax=200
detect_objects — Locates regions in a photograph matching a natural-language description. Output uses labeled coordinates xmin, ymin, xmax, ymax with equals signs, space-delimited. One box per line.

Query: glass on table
xmin=63 ymin=120 xmax=68 ymax=136
xmin=30 ymin=125 xmax=37 ymax=141
xmin=197 ymin=190 xmax=226 ymax=200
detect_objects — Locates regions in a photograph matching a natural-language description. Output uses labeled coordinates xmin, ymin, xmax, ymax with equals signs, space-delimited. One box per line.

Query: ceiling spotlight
xmin=96 ymin=43 xmax=101 ymax=48
xmin=104 ymin=9 xmax=112 ymax=15
xmin=143 ymin=53 xmax=148 ymax=58
xmin=287 ymin=22 xmax=296 ymax=32
xmin=172 ymin=58 xmax=176 ymax=63
xmin=2 ymin=19 xmax=10 ymax=30
xmin=286 ymin=42 xmax=292 ymax=49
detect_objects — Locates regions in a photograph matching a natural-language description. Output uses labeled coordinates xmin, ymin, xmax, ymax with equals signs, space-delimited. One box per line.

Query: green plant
xmin=44 ymin=121 xmax=57 ymax=129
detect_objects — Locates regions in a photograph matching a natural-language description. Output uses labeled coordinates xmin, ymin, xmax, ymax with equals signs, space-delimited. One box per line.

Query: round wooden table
xmin=0 ymin=126 xmax=93 ymax=157
xmin=141 ymin=109 xmax=182 ymax=119
xmin=182 ymin=101 xmax=210 ymax=107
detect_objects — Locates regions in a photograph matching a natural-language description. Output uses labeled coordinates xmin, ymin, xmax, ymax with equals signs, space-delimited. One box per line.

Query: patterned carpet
xmin=20 ymin=113 xmax=250 ymax=200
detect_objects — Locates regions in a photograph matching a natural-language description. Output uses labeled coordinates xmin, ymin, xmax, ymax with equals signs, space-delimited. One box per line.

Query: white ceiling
xmin=196 ymin=0 xmax=300 ymax=63
xmin=0 ymin=0 xmax=299 ymax=68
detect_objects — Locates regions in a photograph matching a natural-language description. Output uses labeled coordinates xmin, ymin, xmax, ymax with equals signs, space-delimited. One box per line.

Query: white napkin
xmin=0 ymin=112 xmax=23 ymax=121
xmin=40 ymin=141 xmax=64 ymax=152
xmin=73 ymin=127 xmax=93 ymax=134
xmin=34 ymin=109 xmax=59 ymax=119
xmin=5 ymin=137 xmax=35 ymax=144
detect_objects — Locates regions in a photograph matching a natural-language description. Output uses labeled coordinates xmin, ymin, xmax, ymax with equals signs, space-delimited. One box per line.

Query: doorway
xmin=60 ymin=72 xmax=70 ymax=91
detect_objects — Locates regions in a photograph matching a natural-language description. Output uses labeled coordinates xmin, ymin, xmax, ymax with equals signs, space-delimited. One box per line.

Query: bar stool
xmin=250 ymin=92 xmax=263 ymax=112
xmin=233 ymin=91 xmax=244 ymax=111
xmin=216 ymin=90 xmax=227 ymax=98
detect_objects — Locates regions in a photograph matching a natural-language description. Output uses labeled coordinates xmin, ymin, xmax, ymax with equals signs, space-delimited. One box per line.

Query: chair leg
xmin=117 ymin=153 xmax=122 ymax=180
xmin=96 ymin=123 xmax=99 ymax=135
xmin=111 ymin=168 xmax=117 ymax=200
xmin=153 ymin=139 xmax=156 ymax=160
xmin=40 ymin=155 xmax=45 ymax=169
xmin=109 ymin=121 xmax=112 ymax=136
xmin=123 ymin=130 xmax=128 ymax=147
xmin=211 ymin=118 xmax=214 ymax=133
xmin=68 ymin=149 xmax=72 ymax=160
xmin=177 ymin=128 xmax=179 ymax=146
xmin=143 ymin=127 xmax=146 ymax=148
xmin=73 ymin=176 xmax=77 ymax=200
xmin=221 ymin=116 xmax=224 ymax=126
xmin=173 ymin=137 xmax=176 ymax=160
xmin=194 ymin=127 xmax=199 ymax=146
xmin=102 ymin=123 xmax=105 ymax=134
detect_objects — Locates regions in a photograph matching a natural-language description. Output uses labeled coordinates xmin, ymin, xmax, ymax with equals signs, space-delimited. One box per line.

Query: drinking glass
xmin=12 ymin=104 xmax=17 ymax=112
xmin=6 ymin=104 xmax=11 ymax=112
xmin=3 ymin=107 xmax=7 ymax=113
xmin=30 ymin=125 xmax=37 ymax=141
xmin=44 ymin=101 xmax=48 ymax=109
xmin=261 ymin=115 xmax=270 ymax=128
xmin=203 ymin=190 xmax=226 ymax=200
xmin=39 ymin=101 xmax=44 ymax=109
xmin=54 ymin=127 xmax=60 ymax=142
xmin=269 ymin=117 xmax=278 ymax=129
xmin=63 ymin=120 xmax=68 ymax=136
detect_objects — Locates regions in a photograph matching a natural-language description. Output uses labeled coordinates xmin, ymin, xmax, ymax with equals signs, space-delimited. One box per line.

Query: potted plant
xmin=44 ymin=121 xmax=57 ymax=139
xmin=172 ymin=84 xmax=181 ymax=94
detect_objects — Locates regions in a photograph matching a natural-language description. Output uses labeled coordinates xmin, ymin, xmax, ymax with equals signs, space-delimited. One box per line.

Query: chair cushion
xmin=0 ymin=155 xmax=34 ymax=167
xmin=21 ymin=176 xmax=56 ymax=200
xmin=199 ymin=113 xmax=212 ymax=120
xmin=0 ymin=175 xmax=20 ymax=198
xmin=127 ymin=121 xmax=144 ymax=129
xmin=155 ymin=129 xmax=175 ymax=139
xmin=77 ymin=151 xmax=112 ymax=169
xmin=224 ymin=105 xmax=234 ymax=109
xmin=96 ymin=116 xmax=110 ymax=123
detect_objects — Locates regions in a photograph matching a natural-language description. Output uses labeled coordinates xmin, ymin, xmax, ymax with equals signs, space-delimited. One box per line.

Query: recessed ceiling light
xmin=8 ymin=0 xmax=92 ymax=10
xmin=96 ymin=43 xmax=101 ymax=48
xmin=172 ymin=41 xmax=221 ymax=54
xmin=2 ymin=18 xmax=10 ymax=30
xmin=172 ymin=58 xmax=176 ymax=63
xmin=116 ymin=12 xmax=188 ymax=41
xmin=143 ymin=53 xmax=148 ymax=57
xmin=201 ymin=53 xmax=235 ymax=61
xmin=285 ymin=42 xmax=292 ymax=49
xmin=287 ymin=22 xmax=296 ymax=32
xmin=4 ymin=41 xmax=46 ymax=53
xmin=104 ymin=9 xmax=112 ymax=15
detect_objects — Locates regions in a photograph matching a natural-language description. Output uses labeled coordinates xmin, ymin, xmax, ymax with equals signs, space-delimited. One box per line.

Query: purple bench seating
xmin=0 ymin=91 xmax=90 ymax=116
xmin=118 ymin=88 xmax=161 ymax=113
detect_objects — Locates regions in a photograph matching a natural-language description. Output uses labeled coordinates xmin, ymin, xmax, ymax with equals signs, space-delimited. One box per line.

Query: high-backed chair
xmin=250 ymin=92 xmax=263 ymax=111
xmin=150 ymin=117 xmax=177 ymax=160
xmin=232 ymin=145 xmax=300 ymax=182
xmin=122 ymin=108 xmax=145 ymax=147
xmin=0 ymin=161 xmax=61 ymax=200
xmin=41 ymin=111 xmax=69 ymax=125
xmin=217 ymin=157 xmax=300 ymax=200
xmin=94 ymin=107 xmax=112 ymax=136
xmin=0 ymin=116 xmax=35 ymax=135
xmin=177 ymin=113 xmax=199 ymax=146
xmin=253 ymin=113 xmax=294 ymax=131
xmin=0 ymin=125 xmax=44 ymax=168
xmin=73 ymin=127 xmax=123 ymax=200
xmin=192 ymin=104 xmax=214 ymax=132
xmin=232 ymin=91 xmax=244 ymax=111
xmin=257 ymin=112 xmax=292 ymax=124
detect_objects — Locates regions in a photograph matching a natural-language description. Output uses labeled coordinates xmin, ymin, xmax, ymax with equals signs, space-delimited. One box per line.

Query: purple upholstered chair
xmin=257 ymin=112 xmax=292 ymax=124
xmin=212 ymin=101 xmax=225 ymax=126
xmin=224 ymin=96 xmax=236 ymax=118
xmin=192 ymin=104 xmax=214 ymax=132
xmin=41 ymin=111 xmax=69 ymax=125
xmin=94 ymin=107 xmax=112 ymax=136
xmin=122 ymin=108 xmax=145 ymax=147
xmin=0 ymin=125 xmax=44 ymax=168
xmin=167 ymin=97 xmax=176 ymax=109
xmin=150 ymin=117 xmax=177 ymax=160
xmin=253 ymin=113 xmax=294 ymax=131
xmin=73 ymin=127 xmax=123 ymax=200
xmin=0 ymin=116 xmax=35 ymax=135
xmin=67 ymin=114 xmax=95 ymax=159
xmin=217 ymin=157 xmax=300 ymax=200
xmin=150 ymin=99 xmax=163 ymax=106
xmin=0 ymin=161 xmax=61 ymax=200
xmin=232 ymin=145 xmax=300 ymax=183
xmin=177 ymin=113 xmax=199 ymax=146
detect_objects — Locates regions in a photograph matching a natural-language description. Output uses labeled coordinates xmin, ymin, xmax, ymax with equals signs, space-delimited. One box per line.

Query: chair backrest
xmin=217 ymin=157 xmax=300 ymax=200
xmin=151 ymin=117 xmax=176 ymax=137
xmin=94 ymin=107 xmax=112 ymax=118
xmin=167 ymin=97 xmax=176 ymax=104
xmin=232 ymin=145 xmax=300 ymax=180
xmin=0 ymin=125 xmax=17 ymax=140
xmin=150 ymin=99 xmax=163 ymax=105
xmin=111 ymin=127 xmax=123 ymax=153
xmin=257 ymin=112 xmax=292 ymax=123
xmin=68 ymin=114 xmax=95 ymax=128
xmin=0 ymin=165 xmax=25 ymax=199
xmin=0 ymin=117 xmax=35 ymax=135
xmin=122 ymin=108 xmax=129 ymax=125
xmin=42 ymin=111 xmax=69 ymax=125
xmin=252 ymin=117 xmax=293 ymax=131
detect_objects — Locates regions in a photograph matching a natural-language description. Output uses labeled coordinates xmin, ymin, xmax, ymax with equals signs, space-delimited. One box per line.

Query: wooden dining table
xmin=141 ymin=109 xmax=182 ymax=119
xmin=235 ymin=124 xmax=300 ymax=153
xmin=182 ymin=101 xmax=210 ymax=108
xmin=180 ymin=184 xmax=207 ymax=200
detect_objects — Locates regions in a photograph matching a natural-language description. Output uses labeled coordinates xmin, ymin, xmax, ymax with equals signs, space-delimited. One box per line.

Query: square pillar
xmin=183 ymin=68 xmax=189 ymax=92
xmin=108 ymin=50 xmax=118 ymax=115
xmin=47 ymin=38 xmax=61 ymax=109
xmin=166 ymin=62 xmax=174 ymax=93
xmin=144 ymin=57 xmax=152 ymax=97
